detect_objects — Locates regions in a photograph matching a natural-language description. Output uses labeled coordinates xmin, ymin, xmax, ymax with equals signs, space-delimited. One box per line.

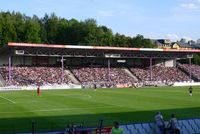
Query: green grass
xmin=0 ymin=86 xmax=200 ymax=133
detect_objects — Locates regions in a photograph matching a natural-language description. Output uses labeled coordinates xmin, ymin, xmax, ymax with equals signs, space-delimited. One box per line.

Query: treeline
xmin=0 ymin=11 xmax=156 ymax=48
xmin=1 ymin=11 xmax=200 ymax=65
xmin=193 ymin=54 xmax=200 ymax=65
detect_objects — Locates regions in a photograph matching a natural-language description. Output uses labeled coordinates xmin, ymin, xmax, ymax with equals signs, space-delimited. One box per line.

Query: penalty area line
xmin=0 ymin=95 xmax=16 ymax=104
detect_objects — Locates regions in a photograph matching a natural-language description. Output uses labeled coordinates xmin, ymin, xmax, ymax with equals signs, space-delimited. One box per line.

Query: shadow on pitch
xmin=0 ymin=107 xmax=200 ymax=133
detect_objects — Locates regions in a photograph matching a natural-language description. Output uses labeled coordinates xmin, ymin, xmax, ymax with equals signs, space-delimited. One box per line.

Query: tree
xmin=13 ymin=12 xmax=26 ymax=43
xmin=113 ymin=33 xmax=131 ymax=47
xmin=131 ymin=34 xmax=156 ymax=48
xmin=0 ymin=11 xmax=157 ymax=48
xmin=67 ymin=18 xmax=82 ymax=45
xmin=24 ymin=16 xmax=41 ymax=43
xmin=96 ymin=26 xmax=113 ymax=46
xmin=193 ymin=54 xmax=200 ymax=65
xmin=0 ymin=12 xmax=17 ymax=46
xmin=44 ymin=13 xmax=59 ymax=44
xmin=40 ymin=14 xmax=48 ymax=43
xmin=0 ymin=14 xmax=2 ymax=45
xmin=81 ymin=19 xmax=98 ymax=45
xmin=180 ymin=38 xmax=187 ymax=43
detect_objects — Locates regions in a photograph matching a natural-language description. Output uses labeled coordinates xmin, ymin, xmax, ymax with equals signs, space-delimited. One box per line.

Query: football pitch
xmin=0 ymin=86 xmax=200 ymax=133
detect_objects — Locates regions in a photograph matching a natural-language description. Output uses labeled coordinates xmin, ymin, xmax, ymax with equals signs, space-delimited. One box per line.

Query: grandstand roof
xmin=7 ymin=42 xmax=200 ymax=58
xmin=8 ymin=42 xmax=200 ymax=52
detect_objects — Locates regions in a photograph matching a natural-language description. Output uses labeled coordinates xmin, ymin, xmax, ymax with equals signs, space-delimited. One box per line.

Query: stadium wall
xmin=0 ymin=84 xmax=82 ymax=91
xmin=20 ymin=118 xmax=200 ymax=134
xmin=0 ymin=54 xmax=8 ymax=66
xmin=154 ymin=59 xmax=175 ymax=67
xmin=12 ymin=56 xmax=24 ymax=65
xmin=164 ymin=59 xmax=175 ymax=67
xmin=49 ymin=57 xmax=57 ymax=65
xmin=0 ymin=52 xmax=177 ymax=67
xmin=173 ymin=82 xmax=200 ymax=86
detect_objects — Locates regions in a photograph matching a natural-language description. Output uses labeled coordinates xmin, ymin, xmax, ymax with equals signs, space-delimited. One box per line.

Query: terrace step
xmin=64 ymin=69 xmax=81 ymax=85
xmin=122 ymin=67 xmax=139 ymax=82
xmin=0 ymin=73 xmax=6 ymax=87
xmin=177 ymin=63 xmax=198 ymax=82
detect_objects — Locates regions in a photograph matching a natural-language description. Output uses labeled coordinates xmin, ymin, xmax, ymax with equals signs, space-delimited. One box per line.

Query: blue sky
xmin=0 ymin=0 xmax=200 ymax=41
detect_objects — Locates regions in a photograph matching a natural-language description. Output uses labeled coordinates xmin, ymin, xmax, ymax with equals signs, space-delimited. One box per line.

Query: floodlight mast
xmin=189 ymin=58 xmax=191 ymax=82
xmin=8 ymin=53 xmax=11 ymax=84
xmin=104 ymin=54 xmax=115 ymax=82
xmin=187 ymin=54 xmax=193 ymax=82
xmin=150 ymin=58 xmax=153 ymax=81
xmin=108 ymin=58 xmax=111 ymax=82
xmin=61 ymin=55 xmax=64 ymax=84
xmin=7 ymin=48 xmax=14 ymax=85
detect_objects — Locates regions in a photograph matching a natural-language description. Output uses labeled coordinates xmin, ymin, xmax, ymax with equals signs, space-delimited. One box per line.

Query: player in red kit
xmin=37 ymin=86 xmax=40 ymax=96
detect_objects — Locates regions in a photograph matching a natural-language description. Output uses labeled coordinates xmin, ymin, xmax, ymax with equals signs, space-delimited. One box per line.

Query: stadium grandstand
xmin=0 ymin=42 xmax=200 ymax=88
xmin=1 ymin=42 xmax=200 ymax=134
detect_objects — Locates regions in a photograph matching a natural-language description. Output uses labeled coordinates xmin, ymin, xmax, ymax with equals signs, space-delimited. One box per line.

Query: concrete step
xmin=64 ymin=69 xmax=81 ymax=85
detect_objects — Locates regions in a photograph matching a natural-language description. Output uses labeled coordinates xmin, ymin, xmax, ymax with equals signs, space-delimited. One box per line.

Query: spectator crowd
xmin=130 ymin=66 xmax=190 ymax=83
xmin=0 ymin=64 xmax=198 ymax=87
xmin=71 ymin=66 xmax=136 ymax=87
xmin=178 ymin=64 xmax=200 ymax=81
xmin=0 ymin=66 xmax=72 ymax=86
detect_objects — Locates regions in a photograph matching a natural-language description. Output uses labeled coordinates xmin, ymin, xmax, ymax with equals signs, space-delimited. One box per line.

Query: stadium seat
xmin=148 ymin=123 xmax=159 ymax=134
xmin=126 ymin=124 xmax=137 ymax=134
xmin=180 ymin=126 xmax=190 ymax=134
xmin=182 ymin=120 xmax=195 ymax=133
xmin=118 ymin=119 xmax=200 ymax=134
xmin=194 ymin=119 xmax=200 ymax=129
xmin=120 ymin=125 xmax=131 ymax=134
xmin=141 ymin=123 xmax=152 ymax=133
xmin=176 ymin=121 xmax=183 ymax=133
xmin=134 ymin=124 xmax=146 ymax=134
xmin=188 ymin=119 xmax=199 ymax=133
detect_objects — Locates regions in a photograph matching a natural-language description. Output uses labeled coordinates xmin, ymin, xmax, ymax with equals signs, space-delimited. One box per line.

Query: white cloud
xmin=165 ymin=34 xmax=193 ymax=42
xmin=182 ymin=36 xmax=193 ymax=41
xmin=166 ymin=34 xmax=179 ymax=41
xmin=180 ymin=3 xmax=199 ymax=9
xmin=179 ymin=0 xmax=200 ymax=11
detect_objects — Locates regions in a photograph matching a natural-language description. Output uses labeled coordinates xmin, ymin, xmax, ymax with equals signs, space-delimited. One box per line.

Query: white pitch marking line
xmin=0 ymin=106 xmax=118 ymax=114
xmin=54 ymin=93 xmax=92 ymax=99
xmin=0 ymin=95 xmax=16 ymax=104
